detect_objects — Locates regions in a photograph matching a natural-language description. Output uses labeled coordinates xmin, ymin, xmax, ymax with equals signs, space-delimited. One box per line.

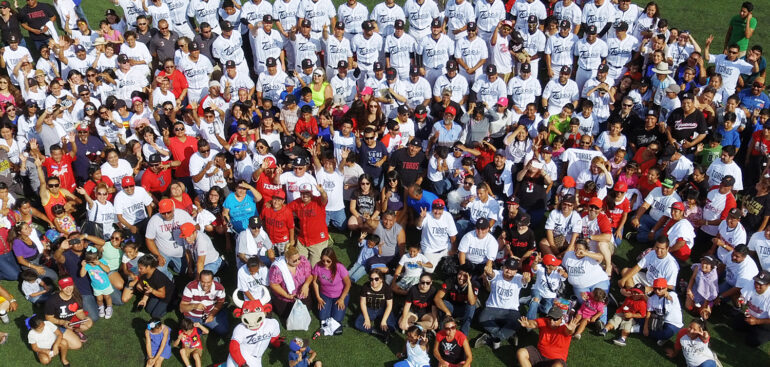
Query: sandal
xmin=75 ymin=330 xmax=87 ymax=343
xmin=0 ymin=332 xmax=7 ymax=345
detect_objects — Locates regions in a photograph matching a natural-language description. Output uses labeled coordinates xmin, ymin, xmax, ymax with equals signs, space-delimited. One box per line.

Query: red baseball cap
xmin=588 ymin=197 xmax=604 ymax=209
xmin=58 ymin=277 xmax=74 ymax=289
xmin=158 ymin=198 xmax=175 ymax=213
xmin=263 ymin=156 xmax=277 ymax=169
xmin=653 ymin=278 xmax=668 ymax=289
xmin=121 ymin=176 xmax=135 ymax=187
xmin=432 ymin=199 xmax=445 ymax=209
xmin=179 ymin=222 xmax=196 ymax=238
xmin=543 ymin=254 xmax=561 ymax=266
xmin=614 ymin=182 xmax=628 ymax=192
xmin=272 ymin=190 xmax=286 ymax=199
xmin=671 ymin=202 xmax=685 ymax=211
xmin=444 ymin=106 xmax=456 ymax=116
xmin=562 ymin=176 xmax=576 ymax=188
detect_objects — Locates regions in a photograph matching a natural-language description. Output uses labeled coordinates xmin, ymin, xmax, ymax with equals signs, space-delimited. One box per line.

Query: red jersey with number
xmin=260 ymin=205 xmax=295 ymax=243
xmin=288 ymin=197 xmax=328 ymax=246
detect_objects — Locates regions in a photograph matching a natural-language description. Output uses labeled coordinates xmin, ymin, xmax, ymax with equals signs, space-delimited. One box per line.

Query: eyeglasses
xmin=464 ymin=181 xmax=474 ymax=185
xmin=86 ymin=73 xmax=96 ymax=77
xmin=78 ymin=131 xmax=89 ymax=134
xmin=361 ymin=182 xmax=371 ymax=186
xmin=159 ymin=26 xmax=168 ymax=30
xmin=729 ymin=50 xmax=739 ymax=54
xmin=364 ymin=136 xmax=375 ymax=140
xmin=97 ymin=192 xmax=108 ymax=196
xmin=369 ymin=105 xmax=378 ymax=109
xmin=388 ymin=178 xmax=398 ymax=182
xmin=80 ymin=92 xmax=90 ymax=96
xmin=173 ymin=127 xmax=185 ymax=132
xmin=654 ymin=287 xmax=666 ymax=291
xmin=622 ymin=104 xmax=633 ymax=107
xmin=238 ymin=127 xmax=248 ymax=131
xmin=85 ymin=107 xmax=95 ymax=111
xmin=165 ymin=65 xmax=174 ymax=69
xmin=581 ymin=141 xmax=591 ymax=145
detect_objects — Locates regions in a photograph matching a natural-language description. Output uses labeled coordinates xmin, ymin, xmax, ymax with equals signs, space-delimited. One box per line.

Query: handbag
xmin=286 ymin=300 xmax=311 ymax=331
xmin=649 ymin=297 xmax=667 ymax=332
xmin=80 ymin=202 xmax=104 ymax=239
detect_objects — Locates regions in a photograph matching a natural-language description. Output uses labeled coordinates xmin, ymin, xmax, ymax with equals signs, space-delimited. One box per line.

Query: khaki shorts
xmin=296 ymin=239 xmax=330 ymax=267
xmin=632 ymin=272 xmax=651 ymax=287
xmin=608 ymin=314 xmax=636 ymax=333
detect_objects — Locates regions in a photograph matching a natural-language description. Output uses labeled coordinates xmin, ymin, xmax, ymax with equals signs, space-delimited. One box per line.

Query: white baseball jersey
xmin=240 ymin=0 xmax=274 ymax=33
xmin=338 ymin=2 xmax=369 ymax=36
xmin=145 ymin=2 xmax=172 ymax=31
xmin=330 ymin=73 xmax=357 ymax=103
xmin=574 ymin=38 xmax=608 ymax=70
xmin=472 ymin=76 xmax=507 ymax=108
xmin=251 ymin=28 xmax=284 ymax=65
xmin=553 ymin=1 xmax=581 ymax=29
xmin=370 ymin=3 xmax=406 ymax=38
xmin=220 ymin=72 xmax=256 ymax=96
xmin=164 ymin=0 xmax=189 ymax=26
xmin=542 ymin=79 xmax=579 ymax=114
xmin=273 ymin=0 xmax=300 ymax=30
xmin=611 ymin=4 xmax=641 ymax=37
xmin=293 ymin=33 xmax=321 ymax=65
xmin=186 ymin=0 xmax=220 ymax=32
xmin=225 ymin=319 xmax=280 ymax=367
xmin=513 ymin=0 xmax=547 ymax=32
xmin=178 ymin=55 xmax=214 ymax=89
xmin=545 ymin=33 xmax=578 ymax=67
xmin=433 ymin=75 xmax=469 ymax=103
xmin=455 ymin=36 xmax=488 ymax=71
xmin=212 ymin=33 xmax=246 ymax=66
xmin=121 ymin=42 xmax=152 ymax=76
xmin=474 ymin=0 xmax=506 ymax=34
xmin=117 ymin=0 xmax=145 ymax=27
xmin=404 ymin=0 xmax=439 ymax=33
xmin=445 ymin=0 xmax=475 ymax=38
xmin=299 ymin=0 xmax=336 ymax=33
xmin=325 ymin=36 xmax=353 ymax=70
xmin=606 ymin=35 xmax=639 ymax=68
xmin=507 ymin=74 xmax=542 ymax=108
xmin=384 ymin=33 xmax=417 ymax=72
xmin=257 ymin=70 xmax=289 ymax=103
xmin=404 ymin=77 xmax=432 ymax=106
xmin=418 ymin=34 xmax=454 ymax=69
xmin=522 ymin=29 xmax=546 ymax=59
xmin=351 ymin=33 xmax=384 ymax=69
xmin=581 ymin=1 xmax=617 ymax=31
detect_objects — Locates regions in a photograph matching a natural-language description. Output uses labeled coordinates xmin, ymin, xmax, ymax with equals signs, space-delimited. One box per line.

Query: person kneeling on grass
xmin=172 ymin=318 xmax=209 ymax=367
xmin=144 ymin=318 xmax=172 ymax=367
xmin=642 ymin=278 xmax=683 ymax=346
xmin=599 ymin=283 xmax=648 ymax=346
xmin=516 ymin=307 xmax=579 ymax=367
xmin=27 ymin=315 xmax=78 ymax=366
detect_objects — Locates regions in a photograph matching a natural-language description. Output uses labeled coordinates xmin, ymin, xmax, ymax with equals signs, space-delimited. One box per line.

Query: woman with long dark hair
xmin=311 ymin=247 xmax=351 ymax=333
xmin=11 ymin=221 xmax=58 ymax=282
xmin=44 ymin=277 xmax=93 ymax=343
xmin=348 ymin=174 xmax=380 ymax=232
xmin=380 ymin=170 xmax=406 ymax=227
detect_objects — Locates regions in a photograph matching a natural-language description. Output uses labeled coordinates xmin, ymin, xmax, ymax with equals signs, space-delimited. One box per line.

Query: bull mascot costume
xmin=225 ymin=289 xmax=282 ymax=367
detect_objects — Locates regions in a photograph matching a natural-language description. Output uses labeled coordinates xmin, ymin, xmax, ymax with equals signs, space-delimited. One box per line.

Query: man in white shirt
xmin=188 ymin=140 xmax=217 ymax=199
xmin=383 ymin=19 xmax=416 ymax=81
xmin=735 ymin=270 xmax=770 ymax=347
xmin=749 ymin=226 xmax=770 ymax=271
xmin=416 ymin=199 xmax=458 ymax=272
xmin=114 ymin=176 xmax=154 ymax=245
xmin=704 ymin=37 xmax=758 ymax=95
xmin=475 ymin=258 xmax=531 ymax=349
xmin=418 ymin=18 xmax=454 ymax=85
xmin=573 ymin=25 xmax=608 ymax=93
xmin=630 ymin=177 xmax=682 ymax=243
xmin=458 ymin=218 xmax=498 ymax=276
xmin=542 ymin=66 xmax=579 ymax=117
xmin=718 ymin=244 xmax=759 ymax=302
xmin=620 ymin=236 xmax=679 ymax=291
xmin=545 ymin=20 xmax=578 ymax=79
xmin=146 ymin=199 xmax=194 ymax=277
xmin=706 ymin=145 xmax=744 ymax=191
xmin=403 ymin=0 xmax=439 ymax=40
xmin=178 ymin=42 xmax=214 ymax=103
xmin=236 ymin=216 xmax=275 ymax=268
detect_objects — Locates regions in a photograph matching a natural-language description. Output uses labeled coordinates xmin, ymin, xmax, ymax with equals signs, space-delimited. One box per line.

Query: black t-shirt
xmin=44 ymin=294 xmax=81 ymax=322
xmin=141 ymin=269 xmax=175 ymax=303
xmin=389 ymin=148 xmax=427 ymax=187
xmin=507 ymin=228 xmax=536 ymax=258
xmin=0 ymin=13 xmax=22 ymax=44
xmin=630 ymin=126 xmax=665 ymax=149
xmin=18 ymin=3 xmax=56 ymax=41
xmin=351 ymin=190 xmax=377 ymax=216
xmin=441 ymin=277 xmax=480 ymax=305
xmin=437 ymin=330 xmax=468 ymax=364
xmin=743 ymin=193 xmax=770 ymax=232
xmin=481 ymin=163 xmax=506 ymax=199
xmin=406 ymin=286 xmax=436 ymax=317
xmin=516 ymin=175 xmax=547 ymax=209
xmin=361 ymin=283 xmax=392 ymax=310
xmin=666 ymin=107 xmax=707 ymax=143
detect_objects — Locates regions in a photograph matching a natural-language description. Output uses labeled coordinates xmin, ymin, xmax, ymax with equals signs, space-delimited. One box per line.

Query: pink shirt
xmin=311 ymin=263 xmax=349 ymax=298
xmin=268 ymin=256 xmax=311 ymax=302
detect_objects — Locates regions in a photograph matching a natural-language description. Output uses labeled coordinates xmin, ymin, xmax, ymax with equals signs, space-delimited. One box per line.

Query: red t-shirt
xmin=604 ymin=197 xmax=631 ymax=229
xmin=535 ymin=318 xmax=573 ymax=361
xmin=260 ymin=205 xmax=295 ymax=243
xmin=171 ymin=194 xmax=195 ymax=215
xmin=168 ymin=136 xmax=199 ymax=177
xmin=475 ymin=147 xmax=494 ymax=172
xmin=141 ymin=167 xmax=173 ymax=194
xmin=637 ymin=178 xmax=661 ymax=198
xmin=43 ymin=155 xmax=77 ymax=192
xmin=83 ymin=176 xmax=115 ymax=201
xmin=295 ymin=117 xmax=319 ymax=137
xmin=157 ymin=69 xmax=189 ymax=99
xmin=615 ymin=297 xmax=647 ymax=317
xmin=287 ymin=197 xmax=328 ymax=246
xmin=255 ymin=172 xmax=283 ymax=205
xmin=750 ymin=130 xmax=770 ymax=156
xmin=632 ymin=147 xmax=658 ymax=176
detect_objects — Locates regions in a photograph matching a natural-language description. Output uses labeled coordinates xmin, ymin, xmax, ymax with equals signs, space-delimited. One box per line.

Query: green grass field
xmin=2 ymin=0 xmax=770 ymax=366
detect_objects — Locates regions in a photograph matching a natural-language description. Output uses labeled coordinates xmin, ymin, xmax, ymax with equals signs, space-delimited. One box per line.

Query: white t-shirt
xmin=644 ymin=187 xmax=682 ymax=221
xmin=466 ymin=198 xmax=500 ymax=227
xmin=636 ymin=251 xmax=680 ymax=288
xmin=87 ymin=200 xmax=117 ymax=238
xmin=485 ymin=271 xmax=525 ymax=310
xmin=188 ymin=152 xmax=215 ymax=193
xmin=113 ymin=187 xmax=154 ymax=225
xmin=315 ymin=169 xmax=345 ymax=211
xmin=725 ymin=257 xmax=759 ymax=288
xmin=236 ymin=229 xmax=274 ymax=264
xmin=715 ymin=221 xmax=747 ymax=264
xmin=532 ymin=265 xmax=566 ymax=299
xmin=668 ymin=219 xmax=696 ymax=253
xmin=188 ymin=231 xmax=220 ymax=265
xmin=399 ymin=252 xmax=430 ymax=278
xmin=458 ymin=231 xmax=498 ymax=265
xmin=740 ymin=286 xmax=770 ymax=320
xmin=562 ymin=251 xmax=608 ymax=288
xmin=707 ymin=54 xmax=754 ymax=95
xmin=418 ymin=211 xmax=458 ymax=254
xmin=647 ymin=292 xmax=684 ymax=328
xmin=237 ymin=264 xmax=270 ymax=299
xmin=748 ymin=232 xmax=770 ymax=271
xmin=679 ymin=333 xmax=716 ymax=367
xmin=560 ymin=148 xmax=603 ymax=179
xmin=705 ymin=159 xmax=743 ymax=191
xmin=145 ymin=209 xmax=195 ymax=258
xmin=100 ymin=160 xmax=134 ymax=191
xmin=279 ymin=172 xmax=319 ymax=202
xmin=27 ymin=321 xmax=58 ymax=350
xmin=545 ymin=209 xmax=582 ymax=238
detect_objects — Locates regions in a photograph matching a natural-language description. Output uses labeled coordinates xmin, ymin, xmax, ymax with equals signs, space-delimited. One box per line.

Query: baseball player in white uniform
xmin=471 ymin=65 xmax=507 ymax=109
xmin=187 ymin=0 xmax=221 ymax=34
xmin=351 ymin=20 xmax=383 ymax=81
xmin=323 ymin=21 xmax=354 ymax=78
xmin=605 ymin=21 xmax=639 ymax=83
xmin=520 ymin=15 xmax=546 ymax=79
xmin=404 ymin=0 xmax=439 ymax=40
xmin=384 ymin=19 xmax=416 ymax=81
xmin=298 ymin=0 xmax=336 ymax=40
xmin=433 ymin=60 xmax=469 ymax=105
xmin=513 ymin=0 xmax=546 ymax=33
xmin=542 ymin=66 xmax=580 ymax=117
xmin=418 ymin=18 xmax=454 ymax=85
xmin=444 ymin=0 xmax=475 ymax=41
xmin=250 ymin=15 xmax=285 ymax=75
xmin=545 ymin=20 xmax=578 ymax=80
xmin=290 ymin=19 xmax=322 ymax=67
xmin=581 ymin=0 xmax=617 ymax=38
xmin=474 ymin=0 xmax=506 ymax=43
xmin=574 ymin=25 xmax=608 ymax=93
xmin=369 ymin=0 xmax=406 ymax=38
xmin=454 ymin=22 xmax=488 ymax=84
xmin=337 ymin=0 xmax=369 ymax=41
xmin=507 ymin=62 xmax=542 ymax=120
xmin=552 ymin=0 xmax=581 ymax=34
xmin=212 ymin=21 xmax=250 ymax=75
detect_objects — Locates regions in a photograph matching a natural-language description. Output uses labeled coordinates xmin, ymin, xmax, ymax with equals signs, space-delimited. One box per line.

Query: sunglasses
xmin=419 ymin=281 xmax=432 ymax=285
xmin=123 ymin=185 xmax=135 ymax=189
xmin=200 ymin=149 xmax=211 ymax=154
xmin=97 ymin=192 xmax=108 ymax=196
xmin=589 ymin=206 xmax=601 ymax=210
xmin=370 ymin=277 xmax=381 ymax=281
xmin=174 ymin=127 xmax=185 ymax=131
xmin=364 ymin=136 xmax=375 ymax=140
xmin=444 ymin=325 xmax=457 ymax=330
xmin=47 ymin=183 xmax=59 ymax=188
xmin=622 ymin=104 xmax=633 ymax=107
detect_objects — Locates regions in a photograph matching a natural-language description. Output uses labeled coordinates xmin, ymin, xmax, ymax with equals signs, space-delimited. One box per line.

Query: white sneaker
xmin=0 ymin=312 xmax=8 ymax=324
xmin=105 ymin=306 xmax=113 ymax=319
xmin=573 ymin=333 xmax=582 ymax=340
xmin=656 ymin=339 xmax=667 ymax=346
xmin=492 ymin=340 xmax=501 ymax=350
xmin=98 ymin=306 xmax=105 ymax=318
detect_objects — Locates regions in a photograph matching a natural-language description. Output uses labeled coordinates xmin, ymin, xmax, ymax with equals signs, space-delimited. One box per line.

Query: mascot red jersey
xmin=225 ymin=297 xmax=282 ymax=367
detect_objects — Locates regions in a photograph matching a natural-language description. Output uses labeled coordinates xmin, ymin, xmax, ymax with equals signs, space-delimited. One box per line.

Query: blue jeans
xmin=326 ymin=209 xmax=347 ymax=231
xmin=637 ymin=214 xmax=662 ymax=243
xmin=158 ymin=255 xmax=184 ymax=279
xmin=203 ymin=256 xmax=222 ymax=274
xmin=572 ymin=279 xmax=611 ymax=324
xmin=349 ymin=263 xmax=367 ymax=282
xmin=394 ymin=361 xmax=428 ymax=367
xmin=0 ymin=252 xmax=20 ymax=280
xmin=145 ymin=297 xmax=169 ymax=319
xmin=648 ymin=322 xmax=680 ymax=341
xmin=527 ymin=289 xmax=555 ymax=320
xmin=478 ymin=307 xmax=521 ymax=341
xmin=354 ymin=308 xmax=397 ymax=333
xmin=696 ymin=361 xmax=718 ymax=367
xmin=430 ymin=177 xmax=453 ymax=196
xmin=318 ymin=293 xmax=349 ymax=324
xmin=442 ymin=300 xmax=476 ymax=336
xmin=190 ymin=311 xmax=230 ymax=335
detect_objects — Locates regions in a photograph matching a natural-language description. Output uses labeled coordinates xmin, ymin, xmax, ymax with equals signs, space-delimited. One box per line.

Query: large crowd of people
xmin=0 ymin=0 xmax=768 ymax=366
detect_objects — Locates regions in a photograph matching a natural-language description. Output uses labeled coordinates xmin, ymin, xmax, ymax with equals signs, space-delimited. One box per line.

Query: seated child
xmin=392 ymin=243 xmax=433 ymax=296
xmin=145 ymin=318 xmax=172 ymax=367
xmin=600 ymin=284 xmax=648 ymax=347
xmin=21 ymin=268 xmax=51 ymax=305
xmin=573 ymin=288 xmax=608 ymax=340
xmin=172 ymin=318 xmax=209 ymax=367
xmin=349 ymin=233 xmax=382 ymax=282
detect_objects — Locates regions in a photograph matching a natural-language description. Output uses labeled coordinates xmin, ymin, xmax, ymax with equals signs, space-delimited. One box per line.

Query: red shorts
xmin=671 ymin=245 xmax=691 ymax=261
